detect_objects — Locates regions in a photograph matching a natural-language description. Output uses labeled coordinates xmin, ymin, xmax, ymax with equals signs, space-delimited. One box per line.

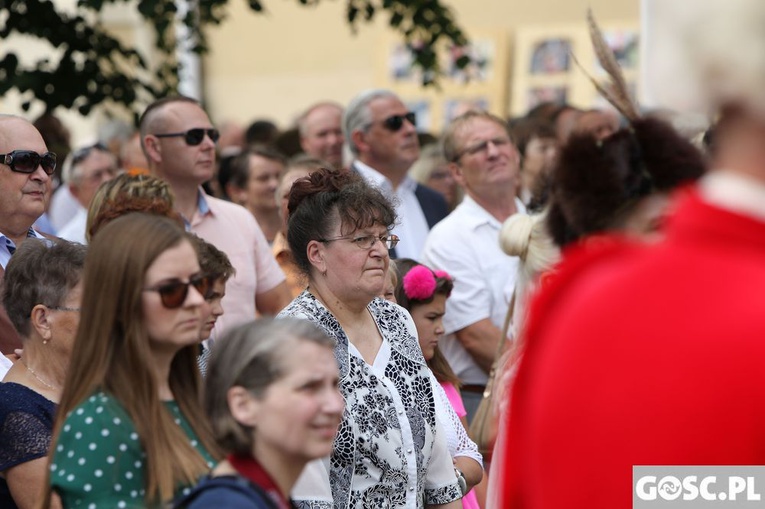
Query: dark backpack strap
xmin=174 ymin=475 xmax=278 ymax=509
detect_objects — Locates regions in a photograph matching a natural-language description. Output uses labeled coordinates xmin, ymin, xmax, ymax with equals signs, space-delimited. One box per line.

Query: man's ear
xmin=227 ymin=386 xmax=260 ymax=427
xmin=449 ymin=161 xmax=465 ymax=187
xmin=143 ymin=135 xmax=163 ymax=166
xmin=68 ymin=182 xmax=82 ymax=201
xmin=350 ymin=129 xmax=369 ymax=157
xmin=30 ymin=304 xmax=53 ymax=343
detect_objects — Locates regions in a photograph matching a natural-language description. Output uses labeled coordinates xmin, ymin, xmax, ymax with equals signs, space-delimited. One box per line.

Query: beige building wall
xmin=204 ymin=0 xmax=638 ymax=127
xmin=1 ymin=0 xmax=637 ymax=142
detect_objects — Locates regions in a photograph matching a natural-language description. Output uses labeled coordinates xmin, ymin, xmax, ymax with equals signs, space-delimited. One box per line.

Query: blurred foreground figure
xmin=504 ymin=3 xmax=765 ymax=508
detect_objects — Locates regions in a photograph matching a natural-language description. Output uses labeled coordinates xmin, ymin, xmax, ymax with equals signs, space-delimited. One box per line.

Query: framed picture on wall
xmin=443 ymin=97 xmax=490 ymax=128
xmin=510 ymin=22 xmax=641 ymax=118
xmin=405 ymin=99 xmax=433 ymax=132
xmin=376 ymin=29 xmax=509 ymax=133
xmin=529 ymin=38 xmax=572 ymax=75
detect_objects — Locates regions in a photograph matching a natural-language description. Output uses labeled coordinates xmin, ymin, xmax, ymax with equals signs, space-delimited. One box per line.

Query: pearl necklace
xmin=21 ymin=359 xmax=58 ymax=391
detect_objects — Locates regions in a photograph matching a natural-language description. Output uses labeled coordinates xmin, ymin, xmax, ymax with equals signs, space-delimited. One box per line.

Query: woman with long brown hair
xmin=44 ymin=213 xmax=220 ymax=508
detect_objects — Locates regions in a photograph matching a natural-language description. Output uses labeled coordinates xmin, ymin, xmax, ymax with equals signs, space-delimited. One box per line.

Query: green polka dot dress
xmin=50 ymin=391 xmax=215 ymax=508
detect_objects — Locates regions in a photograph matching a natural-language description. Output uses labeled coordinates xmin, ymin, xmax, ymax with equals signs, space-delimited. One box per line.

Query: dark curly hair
xmin=287 ymin=168 xmax=397 ymax=275
xmin=546 ymin=117 xmax=707 ymax=247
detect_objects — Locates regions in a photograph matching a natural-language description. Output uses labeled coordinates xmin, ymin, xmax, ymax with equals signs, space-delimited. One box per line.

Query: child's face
xmin=381 ymin=273 xmax=397 ymax=304
xmin=200 ymin=278 xmax=227 ymax=340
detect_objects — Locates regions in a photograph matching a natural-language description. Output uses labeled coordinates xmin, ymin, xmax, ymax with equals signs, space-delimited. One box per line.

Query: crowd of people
xmin=1 ymin=1 xmax=764 ymax=506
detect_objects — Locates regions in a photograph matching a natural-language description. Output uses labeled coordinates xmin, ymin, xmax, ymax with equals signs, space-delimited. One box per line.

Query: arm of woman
xmin=6 ymin=458 xmax=62 ymax=509
xmin=435 ymin=382 xmax=483 ymax=490
xmin=423 ymin=414 xmax=464 ymax=508
xmin=427 ymin=499 xmax=464 ymax=509
xmin=454 ymin=416 xmax=483 ymax=489
xmin=454 ymin=456 xmax=483 ymax=492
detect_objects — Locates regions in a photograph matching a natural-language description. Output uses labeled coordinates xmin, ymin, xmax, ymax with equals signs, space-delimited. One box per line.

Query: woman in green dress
xmin=44 ymin=213 xmax=221 ymax=508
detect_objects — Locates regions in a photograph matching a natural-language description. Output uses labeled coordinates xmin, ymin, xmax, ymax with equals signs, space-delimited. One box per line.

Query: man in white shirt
xmin=422 ymin=110 xmax=525 ymax=421
xmin=58 ymin=143 xmax=118 ymax=244
xmin=0 ymin=115 xmax=56 ymax=354
xmin=344 ymin=89 xmax=448 ymax=259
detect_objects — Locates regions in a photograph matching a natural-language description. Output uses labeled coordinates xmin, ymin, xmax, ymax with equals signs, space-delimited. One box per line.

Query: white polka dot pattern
xmin=49 ymin=391 xmax=215 ymax=508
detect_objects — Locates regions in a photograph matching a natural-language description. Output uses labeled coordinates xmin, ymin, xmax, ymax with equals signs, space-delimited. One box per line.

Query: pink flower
xmin=403 ymin=265 xmax=437 ymax=300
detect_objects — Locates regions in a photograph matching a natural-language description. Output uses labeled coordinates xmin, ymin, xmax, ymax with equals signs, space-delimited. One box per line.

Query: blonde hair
xmin=86 ymin=173 xmax=179 ymax=242
xmin=500 ymin=211 xmax=560 ymax=339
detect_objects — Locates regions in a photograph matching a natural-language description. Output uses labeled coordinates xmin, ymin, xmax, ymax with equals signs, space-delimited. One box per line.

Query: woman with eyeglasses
xmin=0 ymin=239 xmax=86 ymax=509
xmin=278 ymin=168 xmax=463 ymax=508
xmin=43 ymin=213 xmax=220 ymax=508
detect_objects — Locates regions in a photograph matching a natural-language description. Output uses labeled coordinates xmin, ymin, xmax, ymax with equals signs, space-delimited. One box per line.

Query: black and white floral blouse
xmin=278 ymin=291 xmax=462 ymax=509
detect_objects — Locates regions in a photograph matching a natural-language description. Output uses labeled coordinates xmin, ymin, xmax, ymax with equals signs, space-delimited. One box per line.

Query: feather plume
xmin=572 ymin=9 xmax=641 ymax=121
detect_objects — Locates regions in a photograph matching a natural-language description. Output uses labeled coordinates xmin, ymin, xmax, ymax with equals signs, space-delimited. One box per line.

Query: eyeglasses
xmin=0 ymin=150 xmax=57 ymax=175
xmin=318 ymin=233 xmax=400 ymax=250
xmin=71 ymin=142 xmax=110 ymax=166
xmin=451 ymin=137 xmax=512 ymax=162
xmin=143 ymin=274 xmax=213 ymax=309
xmin=376 ymin=112 xmax=416 ymax=132
xmin=153 ymin=128 xmax=220 ymax=146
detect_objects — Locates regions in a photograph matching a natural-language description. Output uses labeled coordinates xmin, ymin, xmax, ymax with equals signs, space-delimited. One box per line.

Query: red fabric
xmin=503 ymin=190 xmax=765 ymax=509
xmin=228 ymin=453 xmax=291 ymax=509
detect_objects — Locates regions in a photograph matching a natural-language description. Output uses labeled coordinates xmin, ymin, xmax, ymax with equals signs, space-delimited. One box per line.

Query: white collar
xmin=700 ymin=170 xmax=765 ymax=223
xmin=456 ymin=194 xmax=527 ymax=230
xmin=354 ymin=160 xmax=416 ymax=194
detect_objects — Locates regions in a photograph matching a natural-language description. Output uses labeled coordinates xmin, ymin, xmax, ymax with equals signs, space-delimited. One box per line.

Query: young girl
xmin=45 ymin=213 xmax=220 ymax=508
xmin=395 ymin=259 xmax=484 ymax=509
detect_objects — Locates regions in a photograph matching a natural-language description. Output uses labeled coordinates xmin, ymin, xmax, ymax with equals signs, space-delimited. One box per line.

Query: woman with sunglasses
xmin=43 ymin=213 xmax=220 ymax=508
xmin=0 ymin=239 xmax=86 ymax=509
xmin=278 ymin=168 xmax=463 ymax=508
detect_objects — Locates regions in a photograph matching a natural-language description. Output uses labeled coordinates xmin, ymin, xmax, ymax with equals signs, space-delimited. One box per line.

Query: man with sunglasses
xmin=422 ymin=110 xmax=525 ymax=422
xmin=58 ymin=143 xmax=119 ymax=244
xmin=139 ymin=97 xmax=291 ymax=337
xmin=0 ymin=115 xmax=56 ymax=354
xmin=344 ymin=89 xmax=449 ymax=260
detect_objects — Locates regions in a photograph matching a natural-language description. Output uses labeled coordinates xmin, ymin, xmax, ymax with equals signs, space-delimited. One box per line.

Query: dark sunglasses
xmin=143 ymin=274 xmax=213 ymax=309
xmin=380 ymin=112 xmax=416 ymax=132
xmin=0 ymin=150 xmax=57 ymax=175
xmin=154 ymin=128 xmax=220 ymax=146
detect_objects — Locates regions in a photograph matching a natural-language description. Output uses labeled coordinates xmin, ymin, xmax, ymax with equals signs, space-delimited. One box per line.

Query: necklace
xmin=21 ymin=359 xmax=58 ymax=391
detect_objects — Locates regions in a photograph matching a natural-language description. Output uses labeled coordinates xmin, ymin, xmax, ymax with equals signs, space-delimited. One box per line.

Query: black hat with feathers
xmin=546 ymin=10 xmax=707 ymax=247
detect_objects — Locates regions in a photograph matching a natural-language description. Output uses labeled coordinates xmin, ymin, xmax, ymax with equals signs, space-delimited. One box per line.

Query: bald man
xmin=139 ymin=97 xmax=291 ymax=335
xmin=0 ymin=115 xmax=56 ymax=353
xmin=298 ymin=102 xmax=345 ymax=169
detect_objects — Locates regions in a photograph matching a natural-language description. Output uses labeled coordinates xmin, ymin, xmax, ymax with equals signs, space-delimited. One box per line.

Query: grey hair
xmin=297 ymin=102 xmax=344 ymax=137
xmin=1 ymin=239 xmax=87 ymax=338
xmin=61 ymin=143 xmax=113 ymax=184
xmin=204 ymin=317 xmax=336 ymax=455
xmin=343 ymin=89 xmax=400 ymax=156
